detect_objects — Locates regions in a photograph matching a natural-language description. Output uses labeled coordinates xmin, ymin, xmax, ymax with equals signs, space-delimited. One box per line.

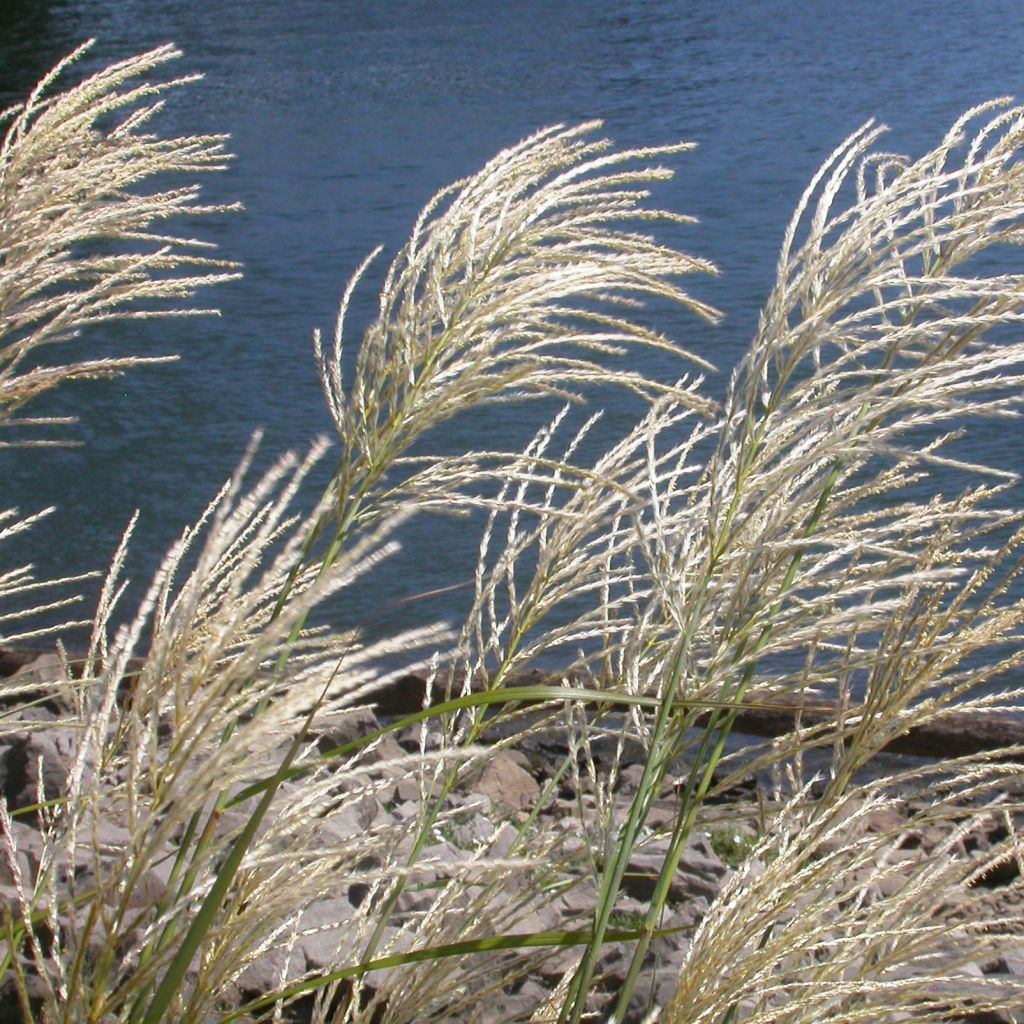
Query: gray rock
xmin=0 ymin=728 xmax=92 ymax=812
xmin=657 ymin=905 xmax=700 ymax=951
xmin=665 ymin=896 xmax=709 ymax=932
xmin=123 ymin=862 xmax=172 ymax=909
xmin=0 ymin=881 xmax=44 ymax=915
xmin=295 ymin=897 xmax=356 ymax=970
xmin=467 ymin=753 xmax=540 ymax=814
xmin=556 ymin=879 xmax=599 ymax=918
xmin=624 ymin=835 xmax=728 ymax=904
xmin=235 ymin=941 xmax=305 ymax=997
xmin=595 ymin=937 xmax=628 ymax=978
xmin=314 ymin=706 xmax=405 ymax=764
xmin=394 ymin=885 xmax=436 ymax=914
xmin=356 ymin=924 xmax=410 ymax=998
xmin=684 ymin=833 xmax=730 ymax=880
xmin=535 ymin=943 xmax=586 ymax=985
xmin=0 ymin=955 xmax=50 ymax=1024
xmin=5 ymin=654 xmax=73 ymax=720
xmin=0 ymin=819 xmax=43 ymax=883
xmin=487 ymin=822 xmax=519 ymax=859
xmin=320 ymin=796 xmax=379 ymax=841
xmin=381 ymin=773 xmax=421 ymax=805
xmin=409 ymin=841 xmax=470 ymax=884
xmin=446 ymin=815 xmax=491 ymax=851
xmin=512 ymin=900 xmax=563 ymax=937
xmin=863 ymin=805 xmax=908 ymax=835
xmin=625 ymin=964 xmax=680 ymax=1024
xmin=464 ymin=989 xmax=545 ymax=1023
xmin=1001 ymin=949 xmax=1024 ymax=975
xmin=646 ymin=802 xmax=680 ymax=830
xmin=390 ymin=799 xmax=422 ymax=822
xmin=618 ymin=763 xmax=647 ymax=792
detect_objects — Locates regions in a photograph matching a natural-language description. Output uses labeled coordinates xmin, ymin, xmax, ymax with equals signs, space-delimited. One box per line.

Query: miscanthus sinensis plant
xmin=1 ymin=43 xmax=1023 ymax=1024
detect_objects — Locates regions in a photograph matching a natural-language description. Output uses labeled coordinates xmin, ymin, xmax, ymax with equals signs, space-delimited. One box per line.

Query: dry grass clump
xmin=670 ymin=763 xmax=1024 ymax=1024
xmin=1 ymin=45 xmax=1023 ymax=1024
xmin=0 ymin=40 xmax=239 ymax=442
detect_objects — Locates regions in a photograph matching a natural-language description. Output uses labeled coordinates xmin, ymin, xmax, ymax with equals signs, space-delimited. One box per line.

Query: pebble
xmin=1 ymin=653 xmax=1023 ymax=1024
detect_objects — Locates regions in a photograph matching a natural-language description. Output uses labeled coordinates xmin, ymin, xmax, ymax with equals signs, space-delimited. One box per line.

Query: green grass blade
xmin=223 ymin=923 xmax=687 ymax=1023
xmin=134 ymin=688 xmax=327 ymax=1024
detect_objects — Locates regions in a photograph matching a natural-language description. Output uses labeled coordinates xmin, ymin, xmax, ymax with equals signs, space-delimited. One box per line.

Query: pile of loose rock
xmin=0 ymin=652 xmax=1022 ymax=1023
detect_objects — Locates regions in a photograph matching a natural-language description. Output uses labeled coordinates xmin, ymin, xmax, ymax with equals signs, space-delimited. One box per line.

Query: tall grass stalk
xmin=2 ymin=46 xmax=1024 ymax=1024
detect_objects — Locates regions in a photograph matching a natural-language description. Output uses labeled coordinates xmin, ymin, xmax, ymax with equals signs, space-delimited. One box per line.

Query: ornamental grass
xmin=0 ymin=42 xmax=1022 ymax=1024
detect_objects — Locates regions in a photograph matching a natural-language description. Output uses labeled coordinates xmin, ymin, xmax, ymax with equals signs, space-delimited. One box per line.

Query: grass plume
xmin=1 ymin=45 xmax=1023 ymax=1024
xmin=0 ymin=39 xmax=240 ymax=443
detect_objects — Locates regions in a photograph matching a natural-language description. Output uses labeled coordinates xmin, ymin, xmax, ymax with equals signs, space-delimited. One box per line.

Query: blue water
xmin=4 ymin=0 xmax=1024 ymax=654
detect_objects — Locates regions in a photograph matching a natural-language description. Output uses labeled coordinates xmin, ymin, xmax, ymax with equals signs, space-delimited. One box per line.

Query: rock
xmin=295 ymin=897 xmax=356 ymax=970
xmin=1000 ymin=948 xmax=1024 ymax=975
xmin=314 ymin=706 xmax=405 ymax=764
xmin=443 ymin=813 xmax=492 ymax=850
xmin=321 ymin=795 xmax=380 ymax=840
xmin=464 ymin=989 xmax=544 ymax=1023
xmin=646 ymin=802 xmax=680 ymax=830
xmin=357 ymin=924 xmax=411 ymax=999
xmin=4 ymin=654 xmax=73 ymax=719
xmin=124 ymin=862 xmax=172 ymax=910
xmin=556 ymin=879 xmax=599 ymax=918
xmin=0 ymin=882 xmax=44 ymax=916
xmin=393 ymin=725 xmax=441 ymax=753
xmin=395 ymin=885 xmax=435 ymax=914
xmin=535 ymin=943 xmax=586 ymax=985
xmin=625 ymin=964 xmax=680 ymax=1024
xmin=0 ymin=819 xmax=42 ymax=884
xmin=973 ymin=848 xmax=1022 ymax=888
xmin=511 ymin=901 xmax=564 ymax=943
xmin=2 ymin=685 xmax=1022 ymax=1023
xmin=618 ymin=763 xmax=647 ymax=792
xmin=409 ymin=842 xmax=470 ymax=884
xmin=450 ymin=792 xmax=493 ymax=817
xmin=487 ymin=822 xmax=519 ymax=859
xmin=381 ymin=773 xmax=421 ymax=805
xmin=704 ymin=773 xmax=759 ymax=804
xmin=595 ymin=936 xmax=628 ymax=977
xmin=0 ymin=957 xmax=49 ymax=1024
xmin=684 ymin=834 xmax=730 ymax=880
xmin=518 ymin=734 xmax=572 ymax=779
xmin=390 ymin=800 xmax=422 ymax=823
xmin=624 ymin=835 xmax=728 ymax=904
xmin=658 ymin=905 xmax=701 ymax=948
xmin=0 ymin=728 xmax=92 ymax=812
xmin=466 ymin=753 xmax=540 ymax=813
xmin=235 ymin=941 xmax=305 ymax=998
xmin=864 ymin=805 xmax=908 ymax=835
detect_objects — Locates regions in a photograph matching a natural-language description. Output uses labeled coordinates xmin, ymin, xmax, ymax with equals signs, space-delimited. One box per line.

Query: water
xmin=3 ymin=0 xmax=1024 ymax=665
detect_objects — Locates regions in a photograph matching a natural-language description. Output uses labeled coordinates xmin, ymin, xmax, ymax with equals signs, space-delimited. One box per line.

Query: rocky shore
xmin=0 ymin=652 xmax=1022 ymax=1023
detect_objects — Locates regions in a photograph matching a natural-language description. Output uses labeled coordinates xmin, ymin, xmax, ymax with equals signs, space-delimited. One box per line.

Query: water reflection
xmin=3 ymin=0 xmax=1024 ymax=656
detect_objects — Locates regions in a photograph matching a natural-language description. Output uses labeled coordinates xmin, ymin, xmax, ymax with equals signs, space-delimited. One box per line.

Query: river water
xmin=3 ymin=0 xmax=1024 ymax=672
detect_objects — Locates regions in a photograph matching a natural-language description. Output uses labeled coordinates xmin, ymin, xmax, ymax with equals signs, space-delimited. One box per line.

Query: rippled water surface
xmin=4 ymin=0 xmax=1024 ymax=651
